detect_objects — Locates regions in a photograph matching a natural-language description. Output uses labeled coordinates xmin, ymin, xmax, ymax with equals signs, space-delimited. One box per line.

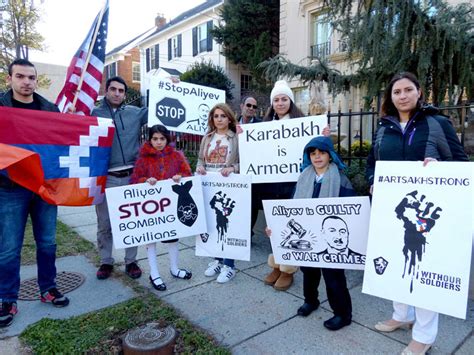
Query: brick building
xmin=100 ymin=29 xmax=155 ymax=96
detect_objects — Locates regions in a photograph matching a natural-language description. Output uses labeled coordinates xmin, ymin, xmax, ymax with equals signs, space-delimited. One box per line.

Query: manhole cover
xmin=19 ymin=271 xmax=85 ymax=301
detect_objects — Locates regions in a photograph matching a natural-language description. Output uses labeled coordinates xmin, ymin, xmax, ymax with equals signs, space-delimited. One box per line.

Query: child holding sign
xmin=266 ymin=136 xmax=355 ymax=331
xmin=130 ymin=125 xmax=193 ymax=291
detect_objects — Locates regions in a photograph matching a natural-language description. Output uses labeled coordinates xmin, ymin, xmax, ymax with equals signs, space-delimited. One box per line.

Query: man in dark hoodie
xmin=0 ymin=59 xmax=69 ymax=328
xmin=92 ymin=76 xmax=147 ymax=280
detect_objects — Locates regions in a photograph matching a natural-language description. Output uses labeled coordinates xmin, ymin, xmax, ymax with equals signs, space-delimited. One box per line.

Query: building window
xmin=240 ymin=74 xmax=251 ymax=92
xmin=310 ymin=12 xmax=331 ymax=59
xmin=198 ymin=23 xmax=207 ymax=53
xmin=150 ymin=47 xmax=156 ymax=68
xmin=168 ymin=34 xmax=182 ymax=60
xmin=146 ymin=44 xmax=159 ymax=72
xmin=105 ymin=62 xmax=117 ymax=80
xmin=173 ymin=37 xmax=179 ymax=57
xmin=193 ymin=21 xmax=213 ymax=56
xmin=132 ymin=62 xmax=140 ymax=82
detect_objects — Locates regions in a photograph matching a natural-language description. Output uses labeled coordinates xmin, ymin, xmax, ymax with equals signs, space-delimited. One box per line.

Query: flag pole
xmin=71 ymin=1 xmax=108 ymax=111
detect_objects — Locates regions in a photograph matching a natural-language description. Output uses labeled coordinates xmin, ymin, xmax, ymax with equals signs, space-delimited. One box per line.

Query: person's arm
xmin=220 ymin=166 xmax=236 ymax=177
xmin=230 ymin=133 xmax=240 ymax=173
xmin=437 ymin=117 xmax=468 ymax=162
xmin=366 ymin=127 xmax=378 ymax=188
xmin=265 ymin=227 xmax=272 ymax=238
xmin=196 ymin=136 xmax=207 ymax=174
xmin=139 ymin=107 xmax=148 ymax=126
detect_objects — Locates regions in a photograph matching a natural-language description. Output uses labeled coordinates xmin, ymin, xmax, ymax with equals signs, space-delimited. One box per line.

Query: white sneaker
xmin=216 ymin=265 xmax=236 ymax=283
xmin=204 ymin=260 xmax=222 ymax=277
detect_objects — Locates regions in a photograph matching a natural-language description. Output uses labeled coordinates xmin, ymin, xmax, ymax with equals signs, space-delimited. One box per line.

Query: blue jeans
xmin=216 ymin=258 xmax=235 ymax=268
xmin=0 ymin=185 xmax=58 ymax=301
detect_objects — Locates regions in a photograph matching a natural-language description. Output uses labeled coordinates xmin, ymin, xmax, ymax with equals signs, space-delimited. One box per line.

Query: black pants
xmin=300 ymin=266 xmax=352 ymax=318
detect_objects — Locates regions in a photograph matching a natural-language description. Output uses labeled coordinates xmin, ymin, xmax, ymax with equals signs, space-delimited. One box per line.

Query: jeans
xmin=0 ymin=186 xmax=58 ymax=301
xmin=216 ymin=258 xmax=235 ymax=268
xmin=96 ymin=175 xmax=137 ymax=265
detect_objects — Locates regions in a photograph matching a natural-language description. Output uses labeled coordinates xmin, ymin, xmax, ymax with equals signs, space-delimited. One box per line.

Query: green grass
xmin=19 ymin=219 xmax=228 ymax=354
xmin=21 ymin=219 xmax=95 ymax=265
xmin=20 ymin=294 xmax=230 ymax=354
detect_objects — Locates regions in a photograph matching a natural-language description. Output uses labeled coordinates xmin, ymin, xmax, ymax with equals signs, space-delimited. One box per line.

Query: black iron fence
xmin=139 ymin=103 xmax=472 ymax=164
xmin=328 ymin=107 xmax=378 ymax=166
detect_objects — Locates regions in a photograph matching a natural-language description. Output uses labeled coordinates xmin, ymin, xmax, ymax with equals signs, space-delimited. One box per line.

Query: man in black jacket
xmin=0 ymin=59 xmax=69 ymax=328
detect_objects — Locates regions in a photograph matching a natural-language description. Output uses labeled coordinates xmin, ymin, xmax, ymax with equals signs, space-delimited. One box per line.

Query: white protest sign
xmin=106 ymin=176 xmax=207 ymax=249
xmin=238 ymin=115 xmax=327 ymax=183
xmin=195 ymin=172 xmax=252 ymax=261
xmin=362 ymin=161 xmax=473 ymax=319
xmin=263 ymin=196 xmax=370 ymax=270
xmin=148 ymin=77 xmax=225 ymax=135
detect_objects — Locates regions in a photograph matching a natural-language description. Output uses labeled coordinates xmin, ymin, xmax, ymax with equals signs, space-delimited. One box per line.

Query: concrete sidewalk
xmin=1 ymin=206 xmax=472 ymax=354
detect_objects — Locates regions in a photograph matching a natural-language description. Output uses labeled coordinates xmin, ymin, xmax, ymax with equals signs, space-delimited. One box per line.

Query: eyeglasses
xmin=246 ymin=103 xmax=257 ymax=109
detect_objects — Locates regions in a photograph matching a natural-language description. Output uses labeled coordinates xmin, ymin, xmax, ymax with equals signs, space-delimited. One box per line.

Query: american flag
xmin=56 ymin=1 xmax=109 ymax=116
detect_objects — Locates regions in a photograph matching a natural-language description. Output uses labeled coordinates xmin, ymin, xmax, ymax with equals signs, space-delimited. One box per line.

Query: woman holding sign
xmin=367 ymin=72 xmax=468 ymax=354
xmin=130 ymin=125 xmax=193 ymax=291
xmin=259 ymin=80 xmax=308 ymax=290
xmin=196 ymin=103 xmax=240 ymax=283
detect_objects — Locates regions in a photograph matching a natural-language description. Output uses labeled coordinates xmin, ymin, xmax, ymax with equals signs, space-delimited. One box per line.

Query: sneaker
xmin=0 ymin=301 xmax=18 ymax=328
xmin=96 ymin=264 xmax=113 ymax=280
xmin=204 ymin=260 xmax=222 ymax=277
xmin=125 ymin=262 xmax=142 ymax=279
xmin=216 ymin=265 xmax=236 ymax=283
xmin=40 ymin=288 xmax=70 ymax=307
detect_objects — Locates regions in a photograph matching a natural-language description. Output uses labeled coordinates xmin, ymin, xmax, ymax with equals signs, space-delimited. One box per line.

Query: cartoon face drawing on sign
xmin=316 ymin=216 xmax=364 ymax=262
xmin=394 ymin=190 xmax=442 ymax=292
xmin=209 ymin=191 xmax=235 ymax=251
xmin=198 ymin=103 xmax=210 ymax=128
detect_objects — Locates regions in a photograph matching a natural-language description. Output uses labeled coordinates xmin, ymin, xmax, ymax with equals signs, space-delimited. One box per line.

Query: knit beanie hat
xmin=270 ymin=80 xmax=294 ymax=103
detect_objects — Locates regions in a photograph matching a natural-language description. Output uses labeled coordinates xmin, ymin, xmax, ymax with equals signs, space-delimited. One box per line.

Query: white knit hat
xmin=270 ymin=80 xmax=294 ymax=103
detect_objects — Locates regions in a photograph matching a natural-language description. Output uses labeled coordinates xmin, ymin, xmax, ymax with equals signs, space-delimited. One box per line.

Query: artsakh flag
xmin=0 ymin=106 xmax=114 ymax=206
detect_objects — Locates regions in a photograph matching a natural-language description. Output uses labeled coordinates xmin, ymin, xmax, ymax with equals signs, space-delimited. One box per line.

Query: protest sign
xmin=148 ymin=77 xmax=224 ymax=135
xmin=362 ymin=161 xmax=473 ymax=319
xmin=238 ymin=115 xmax=327 ymax=183
xmin=106 ymin=176 xmax=207 ymax=249
xmin=195 ymin=172 xmax=252 ymax=261
xmin=263 ymin=196 xmax=370 ymax=270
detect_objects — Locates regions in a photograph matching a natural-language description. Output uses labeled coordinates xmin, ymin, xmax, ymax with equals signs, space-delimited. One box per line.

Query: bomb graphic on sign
xmin=172 ymin=181 xmax=198 ymax=227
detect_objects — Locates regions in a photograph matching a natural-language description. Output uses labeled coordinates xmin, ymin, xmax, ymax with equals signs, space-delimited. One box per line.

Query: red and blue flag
xmin=0 ymin=106 xmax=114 ymax=205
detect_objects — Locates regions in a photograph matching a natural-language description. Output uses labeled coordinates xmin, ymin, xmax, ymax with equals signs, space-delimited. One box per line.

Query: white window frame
xmin=150 ymin=46 xmax=156 ymax=69
xmin=132 ymin=61 xmax=140 ymax=82
xmin=198 ymin=23 xmax=208 ymax=53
